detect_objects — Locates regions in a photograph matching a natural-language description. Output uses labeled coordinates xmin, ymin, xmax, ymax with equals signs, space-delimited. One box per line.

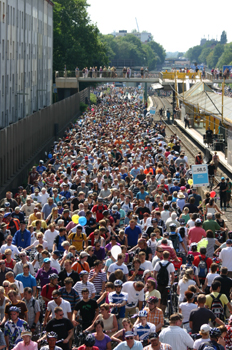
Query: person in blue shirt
xmin=12 ymin=221 xmax=31 ymax=249
xmin=188 ymin=188 xmax=202 ymax=207
xmin=125 ymin=220 xmax=142 ymax=247
xmin=114 ymin=331 xmax=143 ymax=350
xmin=60 ymin=184 xmax=71 ymax=200
xmin=108 ymin=280 xmax=128 ymax=328
xmin=12 ymin=207 xmax=25 ymax=222
xmin=130 ymin=165 xmax=140 ymax=179
xmin=36 ymin=161 xmax=47 ymax=175
xmin=136 ymin=187 xmax=149 ymax=201
xmin=169 ymin=180 xmax=180 ymax=194
xmin=15 ymin=264 xmax=37 ymax=296
xmin=134 ymin=310 xmax=156 ymax=341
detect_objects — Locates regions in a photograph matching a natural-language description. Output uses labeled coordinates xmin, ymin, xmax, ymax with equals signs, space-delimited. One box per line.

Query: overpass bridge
xmin=55 ymin=70 xmax=232 ymax=101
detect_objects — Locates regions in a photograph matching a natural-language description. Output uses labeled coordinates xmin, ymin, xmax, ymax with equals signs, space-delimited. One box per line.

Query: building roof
xmin=179 ymin=82 xmax=232 ymax=125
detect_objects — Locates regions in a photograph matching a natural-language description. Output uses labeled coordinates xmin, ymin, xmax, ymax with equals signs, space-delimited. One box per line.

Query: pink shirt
xmin=12 ymin=340 xmax=38 ymax=350
xmin=188 ymin=227 xmax=206 ymax=244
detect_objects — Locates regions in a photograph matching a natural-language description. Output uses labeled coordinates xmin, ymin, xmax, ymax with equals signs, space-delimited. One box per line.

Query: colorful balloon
xmin=48 ymin=153 xmax=52 ymax=159
xmin=188 ymin=179 xmax=193 ymax=185
xmin=72 ymin=215 xmax=79 ymax=224
xmin=210 ymin=191 xmax=216 ymax=198
xmin=78 ymin=216 xmax=87 ymax=226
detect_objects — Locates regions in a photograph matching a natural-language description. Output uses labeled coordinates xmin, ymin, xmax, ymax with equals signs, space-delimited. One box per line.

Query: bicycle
xmin=166 ymin=283 xmax=179 ymax=318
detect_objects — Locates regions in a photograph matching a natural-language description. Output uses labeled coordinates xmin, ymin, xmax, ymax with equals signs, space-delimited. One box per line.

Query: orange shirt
xmin=144 ymin=168 xmax=154 ymax=175
xmin=71 ymin=260 xmax=90 ymax=273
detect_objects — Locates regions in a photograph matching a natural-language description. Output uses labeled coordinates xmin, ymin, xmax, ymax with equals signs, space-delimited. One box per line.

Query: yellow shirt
xmin=205 ymin=291 xmax=229 ymax=308
xmin=145 ymin=289 xmax=161 ymax=301
xmin=68 ymin=232 xmax=87 ymax=251
xmin=29 ymin=213 xmax=38 ymax=223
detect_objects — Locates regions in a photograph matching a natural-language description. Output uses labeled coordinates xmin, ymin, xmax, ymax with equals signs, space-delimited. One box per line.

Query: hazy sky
xmin=87 ymin=0 xmax=231 ymax=52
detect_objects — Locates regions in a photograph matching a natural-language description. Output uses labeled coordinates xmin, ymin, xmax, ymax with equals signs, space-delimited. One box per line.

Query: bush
xmin=80 ymin=102 xmax=88 ymax=113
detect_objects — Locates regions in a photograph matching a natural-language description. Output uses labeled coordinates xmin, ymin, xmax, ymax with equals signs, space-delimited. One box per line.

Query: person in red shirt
xmin=188 ymin=218 xmax=206 ymax=244
xmin=91 ymin=198 xmax=108 ymax=222
xmin=159 ymin=239 xmax=179 ymax=262
xmin=78 ymin=333 xmax=99 ymax=350
xmin=41 ymin=273 xmax=60 ymax=306
xmin=193 ymin=247 xmax=212 ymax=285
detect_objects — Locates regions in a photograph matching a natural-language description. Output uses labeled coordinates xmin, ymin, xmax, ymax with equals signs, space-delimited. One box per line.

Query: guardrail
xmin=161 ymin=71 xmax=202 ymax=80
xmin=55 ymin=70 xmax=160 ymax=79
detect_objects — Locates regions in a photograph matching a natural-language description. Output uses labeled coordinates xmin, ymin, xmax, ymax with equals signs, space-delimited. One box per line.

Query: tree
xmin=220 ymin=31 xmax=227 ymax=45
xmin=147 ymin=41 xmax=166 ymax=64
xmin=216 ymin=42 xmax=232 ymax=68
xmin=53 ymin=0 xmax=109 ymax=71
xmin=206 ymin=44 xmax=224 ymax=68
xmin=186 ymin=45 xmax=203 ymax=63
xmin=198 ymin=47 xmax=211 ymax=64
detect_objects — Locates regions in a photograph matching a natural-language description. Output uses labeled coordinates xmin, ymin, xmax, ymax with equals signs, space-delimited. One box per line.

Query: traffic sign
xmin=192 ymin=164 xmax=209 ymax=187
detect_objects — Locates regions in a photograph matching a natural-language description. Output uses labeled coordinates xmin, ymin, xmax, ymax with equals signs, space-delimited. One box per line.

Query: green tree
xmin=186 ymin=45 xmax=203 ymax=63
xmin=206 ymin=44 xmax=224 ymax=68
xmin=220 ymin=31 xmax=227 ymax=44
xmin=53 ymin=0 xmax=109 ymax=71
xmin=198 ymin=47 xmax=211 ymax=64
xmin=147 ymin=41 xmax=166 ymax=64
xmin=216 ymin=42 xmax=232 ymax=68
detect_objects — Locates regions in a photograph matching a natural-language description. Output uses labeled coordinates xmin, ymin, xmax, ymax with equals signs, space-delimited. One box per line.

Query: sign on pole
xmin=192 ymin=164 xmax=209 ymax=187
xmin=150 ymin=107 xmax=156 ymax=115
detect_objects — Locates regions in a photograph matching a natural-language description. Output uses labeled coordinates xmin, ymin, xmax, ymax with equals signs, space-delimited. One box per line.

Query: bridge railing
xmin=206 ymin=72 xmax=213 ymax=81
xmin=55 ymin=70 xmax=160 ymax=79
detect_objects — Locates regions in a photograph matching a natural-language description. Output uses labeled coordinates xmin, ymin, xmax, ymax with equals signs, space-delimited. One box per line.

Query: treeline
xmin=53 ymin=0 xmax=166 ymax=71
xmin=185 ymin=31 xmax=232 ymax=68
xmin=99 ymin=34 xmax=166 ymax=70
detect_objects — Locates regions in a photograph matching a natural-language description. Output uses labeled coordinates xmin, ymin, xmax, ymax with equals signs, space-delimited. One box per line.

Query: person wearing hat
xmin=40 ymin=332 xmax=62 ymax=350
xmin=73 ymin=271 xmax=96 ymax=300
xmin=176 ymin=192 xmax=186 ymax=211
xmin=188 ymin=218 xmax=206 ymax=244
xmin=12 ymin=207 xmax=25 ymax=223
xmin=11 ymin=330 xmax=37 ymax=350
xmin=213 ymin=177 xmax=228 ymax=211
xmin=198 ymin=328 xmax=224 ymax=350
xmin=159 ymin=313 xmax=193 ymax=350
xmin=71 ymin=251 xmax=90 ymax=274
xmin=4 ymin=212 xmax=20 ymax=237
xmin=143 ymin=332 xmax=172 ymax=350
xmin=193 ymin=324 xmax=211 ymax=350
xmin=143 ymin=296 xmax=163 ymax=332
xmin=12 ymin=221 xmax=31 ymax=249
xmin=114 ymin=331 xmax=143 ymax=350
xmin=4 ymin=306 xmax=30 ymax=350
xmin=36 ymin=258 xmax=58 ymax=288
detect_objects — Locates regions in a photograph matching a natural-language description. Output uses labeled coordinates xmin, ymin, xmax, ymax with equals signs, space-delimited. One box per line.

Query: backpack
xmin=169 ymin=233 xmax=179 ymax=251
xmin=200 ymin=342 xmax=220 ymax=350
xmin=210 ymin=293 xmax=225 ymax=322
xmin=157 ymin=262 xmax=171 ymax=286
xmin=197 ymin=256 xmax=208 ymax=278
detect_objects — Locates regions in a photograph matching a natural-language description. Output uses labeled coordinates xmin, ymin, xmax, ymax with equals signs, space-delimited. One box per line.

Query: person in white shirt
xmin=1 ymin=235 xmax=20 ymax=258
xmin=159 ymin=313 xmax=194 ymax=350
xmin=43 ymin=290 xmax=72 ymax=326
xmin=193 ymin=324 xmax=211 ymax=350
xmin=138 ymin=252 xmax=153 ymax=271
xmin=108 ymin=254 xmax=129 ymax=279
xmin=50 ymin=251 xmax=61 ymax=273
xmin=122 ymin=281 xmax=144 ymax=317
xmin=39 ymin=188 xmax=50 ymax=206
xmin=219 ymin=239 xmax=232 ymax=277
xmin=43 ymin=224 xmax=59 ymax=251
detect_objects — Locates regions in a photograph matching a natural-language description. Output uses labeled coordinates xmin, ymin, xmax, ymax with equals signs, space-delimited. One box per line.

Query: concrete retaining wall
xmin=0 ymin=88 xmax=90 ymax=198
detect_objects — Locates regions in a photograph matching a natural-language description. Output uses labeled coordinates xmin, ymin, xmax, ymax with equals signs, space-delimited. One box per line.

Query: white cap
xmin=200 ymin=324 xmax=211 ymax=333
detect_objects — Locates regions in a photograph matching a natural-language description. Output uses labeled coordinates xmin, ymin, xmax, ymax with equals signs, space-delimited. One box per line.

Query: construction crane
xmin=135 ymin=18 xmax=139 ymax=32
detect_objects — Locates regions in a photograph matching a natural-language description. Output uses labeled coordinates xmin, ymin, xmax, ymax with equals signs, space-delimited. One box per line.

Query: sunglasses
xmin=126 ymin=337 xmax=134 ymax=340
xmin=3 ymin=285 xmax=9 ymax=287
xmin=158 ymin=250 xmax=163 ymax=253
xmin=20 ymin=255 xmax=26 ymax=258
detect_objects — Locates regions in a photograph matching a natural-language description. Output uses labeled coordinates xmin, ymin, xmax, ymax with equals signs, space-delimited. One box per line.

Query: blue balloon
xmin=48 ymin=153 xmax=52 ymax=159
xmin=78 ymin=216 xmax=87 ymax=226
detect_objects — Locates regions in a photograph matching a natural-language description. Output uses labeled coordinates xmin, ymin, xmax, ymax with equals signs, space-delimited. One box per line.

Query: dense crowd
xmin=1 ymin=86 xmax=232 ymax=350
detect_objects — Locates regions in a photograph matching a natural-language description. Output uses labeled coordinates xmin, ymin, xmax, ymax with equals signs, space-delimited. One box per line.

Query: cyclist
xmin=108 ymin=280 xmax=128 ymax=329
xmin=41 ymin=332 xmax=63 ymax=350
xmin=77 ymin=333 xmax=99 ymax=350
xmin=134 ymin=310 xmax=156 ymax=342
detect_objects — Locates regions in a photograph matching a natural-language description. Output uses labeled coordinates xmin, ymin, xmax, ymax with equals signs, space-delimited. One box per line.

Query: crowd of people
xmin=0 ymin=86 xmax=232 ymax=350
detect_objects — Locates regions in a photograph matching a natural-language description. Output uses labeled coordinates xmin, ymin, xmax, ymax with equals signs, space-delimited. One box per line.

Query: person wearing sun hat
xmin=11 ymin=331 xmax=37 ymax=350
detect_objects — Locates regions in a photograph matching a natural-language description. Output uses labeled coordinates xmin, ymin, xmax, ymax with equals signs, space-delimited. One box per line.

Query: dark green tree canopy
xmin=221 ymin=31 xmax=227 ymax=45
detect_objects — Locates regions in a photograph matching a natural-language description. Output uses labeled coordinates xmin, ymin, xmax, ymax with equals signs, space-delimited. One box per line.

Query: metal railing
xmin=55 ymin=70 xmax=160 ymax=79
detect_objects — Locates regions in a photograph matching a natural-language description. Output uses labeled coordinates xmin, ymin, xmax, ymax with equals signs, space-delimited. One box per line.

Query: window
xmin=12 ymin=74 xmax=14 ymax=92
xmin=7 ymin=40 xmax=9 ymax=59
xmin=13 ymin=8 xmax=15 ymax=25
xmin=13 ymin=41 xmax=14 ymax=59
xmin=2 ymin=40 xmax=4 ymax=60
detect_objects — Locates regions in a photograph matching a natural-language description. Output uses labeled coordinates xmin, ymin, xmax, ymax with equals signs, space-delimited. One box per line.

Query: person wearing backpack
xmin=41 ymin=273 xmax=60 ymax=306
xmin=23 ymin=287 xmax=41 ymax=337
xmin=154 ymin=250 xmax=175 ymax=314
xmin=205 ymin=280 xmax=232 ymax=325
xmin=193 ymin=247 xmax=212 ymax=286
xmin=168 ymin=223 xmax=188 ymax=255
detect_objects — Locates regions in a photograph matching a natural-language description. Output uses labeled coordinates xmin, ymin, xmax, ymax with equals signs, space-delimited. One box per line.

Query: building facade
xmin=113 ymin=30 xmax=152 ymax=43
xmin=0 ymin=0 xmax=53 ymax=128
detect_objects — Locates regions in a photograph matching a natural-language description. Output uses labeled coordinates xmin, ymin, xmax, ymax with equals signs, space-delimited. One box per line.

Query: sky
xmin=87 ymin=0 xmax=231 ymax=53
